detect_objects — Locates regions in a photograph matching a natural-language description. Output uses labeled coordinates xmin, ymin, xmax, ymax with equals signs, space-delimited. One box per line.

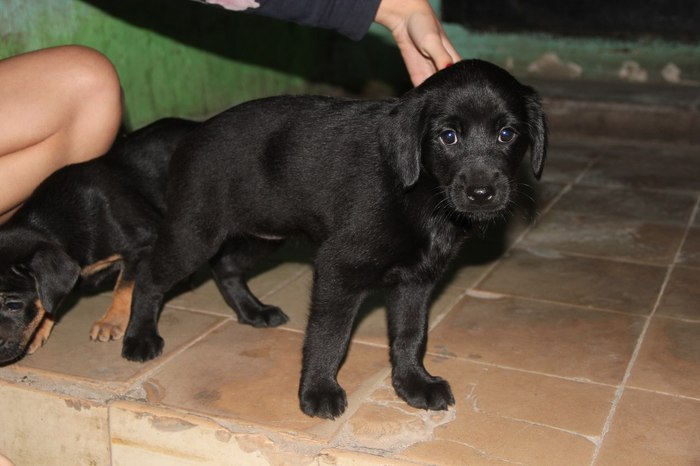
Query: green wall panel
xmin=2 ymin=0 xmax=697 ymax=130
xmin=0 ymin=0 xmax=322 ymax=129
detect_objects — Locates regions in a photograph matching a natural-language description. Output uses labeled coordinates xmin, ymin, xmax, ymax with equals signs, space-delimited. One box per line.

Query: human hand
xmin=375 ymin=0 xmax=461 ymax=86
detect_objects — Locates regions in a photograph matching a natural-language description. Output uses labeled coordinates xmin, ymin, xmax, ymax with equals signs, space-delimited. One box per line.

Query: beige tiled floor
xmin=2 ymin=136 xmax=699 ymax=465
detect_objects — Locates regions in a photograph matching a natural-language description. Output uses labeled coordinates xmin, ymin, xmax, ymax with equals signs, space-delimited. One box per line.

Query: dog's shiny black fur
xmin=0 ymin=118 xmax=289 ymax=364
xmin=122 ymin=59 xmax=548 ymax=418
xmin=0 ymin=118 xmax=196 ymax=364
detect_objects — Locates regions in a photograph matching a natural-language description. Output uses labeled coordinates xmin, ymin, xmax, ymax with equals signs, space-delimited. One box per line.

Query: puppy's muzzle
xmin=0 ymin=337 xmax=22 ymax=364
xmin=449 ymin=171 xmax=510 ymax=216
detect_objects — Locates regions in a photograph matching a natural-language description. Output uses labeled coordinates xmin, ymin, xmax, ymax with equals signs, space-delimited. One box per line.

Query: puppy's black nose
xmin=466 ymin=185 xmax=495 ymax=205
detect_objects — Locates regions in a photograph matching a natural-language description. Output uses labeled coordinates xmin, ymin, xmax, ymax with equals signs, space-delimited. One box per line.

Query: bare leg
xmin=0 ymin=45 xmax=122 ymax=222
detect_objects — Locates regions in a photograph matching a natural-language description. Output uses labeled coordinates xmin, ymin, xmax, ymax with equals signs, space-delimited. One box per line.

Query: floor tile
xmin=434 ymin=357 xmax=613 ymax=436
xmin=319 ymin=449 xmax=419 ymax=465
xmin=539 ymin=140 xmax=598 ymax=185
xmin=657 ymin=266 xmax=700 ymax=321
xmin=429 ymin=295 xmax=645 ymax=384
xmin=477 ymin=248 xmax=667 ymax=315
xmin=400 ymin=414 xmax=595 ymax=466
xmin=678 ymin=226 xmax=700 ymax=268
xmin=595 ymin=389 xmax=700 ymax=466
xmin=533 ymin=181 xmax=568 ymax=210
xmin=443 ymin=254 xmax=495 ymax=290
xmin=520 ymin=210 xmax=685 ymax=264
xmin=0 ymin=381 xmax=110 ymax=466
xmin=628 ymin=316 xmax=700 ymax=399
xmin=337 ymin=357 xmax=607 ymax=465
xmin=553 ymin=185 xmax=696 ymax=225
xmin=12 ymin=294 xmax=224 ymax=385
xmin=139 ymin=321 xmax=389 ymax=437
xmin=580 ymin=145 xmax=700 ymax=191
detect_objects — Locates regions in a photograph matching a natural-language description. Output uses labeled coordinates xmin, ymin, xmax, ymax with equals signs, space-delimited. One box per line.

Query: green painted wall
xmin=364 ymin=1 xmax=700 ymax=86
xmin=1 ymin=0 xmax=697 ymax=130
xmin=443 ymin=27 xmax=700 ymax=84
xmin=0 ymin=0 xmax=326 ymax=129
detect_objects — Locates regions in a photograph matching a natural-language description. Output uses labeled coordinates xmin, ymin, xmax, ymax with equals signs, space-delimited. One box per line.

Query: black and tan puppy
xmin=122 ymin=59 xmax=547 ymax=419
xmin=0 ymin=118 xmax=288 ymax=365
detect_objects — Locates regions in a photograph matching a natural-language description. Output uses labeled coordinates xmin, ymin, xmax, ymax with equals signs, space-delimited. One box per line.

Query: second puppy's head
xmin=381 ymin=59 xmax=547 ymax=221
xmin=0 ymin=245 xmax=80 ymax=364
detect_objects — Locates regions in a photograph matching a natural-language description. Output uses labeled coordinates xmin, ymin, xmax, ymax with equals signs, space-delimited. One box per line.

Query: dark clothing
xmin=194 ymin=0 xmax=382 ymax=40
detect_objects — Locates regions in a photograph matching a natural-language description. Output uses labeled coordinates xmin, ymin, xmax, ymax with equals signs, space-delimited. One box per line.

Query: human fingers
xmin=407 ymin=13 xmax=455 ymax=71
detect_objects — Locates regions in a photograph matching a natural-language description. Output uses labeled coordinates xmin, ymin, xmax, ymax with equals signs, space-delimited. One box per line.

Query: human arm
xmin=196 ymin=0 xmax=460 ymax=86
xmin=198 ymin=0 xmax=381 ymax=40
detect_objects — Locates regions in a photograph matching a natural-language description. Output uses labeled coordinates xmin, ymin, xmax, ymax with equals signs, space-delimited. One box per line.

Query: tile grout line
xmin=460 ymin=287 xmax=656 ymax=320
xmin=426 ymin=352 xmax=620 ymax=388
xmin=500 ymin=414 xmax=600 ymax=444
xmin=123 ymin=317 xmax=233 ymax=389
xmin=259 ymin=265 xmax=312 ymax=300
xmin=515 ymin=246 xmax=684 ymax=269
xmin=589 ymin=192 xmax=700 ymax=465
xmin=622 ymin=385 xmax=700 ymax=403
xmin=428 ymin=346 xmax=700 ymax=404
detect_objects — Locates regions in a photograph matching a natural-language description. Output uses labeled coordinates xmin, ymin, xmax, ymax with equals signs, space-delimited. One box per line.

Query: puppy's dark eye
xmin=498 ymin=127 xmax=517 ymax=143
xmin=5 ymin=301 xmax=24 ymax=312
xmin=439 ymin=129 xmax=458 ymax=145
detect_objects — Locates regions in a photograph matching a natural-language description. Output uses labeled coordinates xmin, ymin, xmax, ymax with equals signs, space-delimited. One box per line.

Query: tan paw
xmin=26 ymin=317 xmax=55 ymax=354
xmin=90 ymin=319 xmax=126 ymax=342
xmin=26 ymin=333 xmax=48 ymax=354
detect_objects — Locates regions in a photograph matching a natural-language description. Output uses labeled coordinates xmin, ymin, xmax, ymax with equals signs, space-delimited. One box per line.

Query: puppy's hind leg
xmin=90 ymin=261 xmax=134 ymax=342
xmin=210 ymin=237 xmax=289 ymax=328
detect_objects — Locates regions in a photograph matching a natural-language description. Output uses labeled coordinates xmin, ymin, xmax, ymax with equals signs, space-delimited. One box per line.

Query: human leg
xmin=0 ymin=45 xmax=122 ymax=222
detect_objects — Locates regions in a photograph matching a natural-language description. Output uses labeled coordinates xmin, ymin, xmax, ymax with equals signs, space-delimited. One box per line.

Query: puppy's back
xmin=165 ymin=96 xmax=395 ymax=239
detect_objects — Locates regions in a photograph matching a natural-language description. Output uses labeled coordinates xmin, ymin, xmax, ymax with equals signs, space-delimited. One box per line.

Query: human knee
xmin=55 ymin=45 xmax=120 ymax=89
xmin=56 ymin=46 xmax=123 ymax=163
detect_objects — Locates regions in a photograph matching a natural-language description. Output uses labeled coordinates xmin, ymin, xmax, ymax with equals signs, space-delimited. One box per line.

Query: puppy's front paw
xmin=394 ymin=374 xmax=455 ymax=411
xmin=26 ymin=317 xmax=55 ymax=354
xmin=299 ymin=381 xmax=347 ymax=419
xmin=121 ymin=333 xmax=164 ymax=362
xmin=241 ymin=306 xmax=289 ymax=328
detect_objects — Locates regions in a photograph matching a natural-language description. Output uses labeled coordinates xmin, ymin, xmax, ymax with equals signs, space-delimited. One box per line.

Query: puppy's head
xmin=0 ymin=246 xmax=80 ymax=364
xmin=380 ymin=59 xmax=547 ymax=221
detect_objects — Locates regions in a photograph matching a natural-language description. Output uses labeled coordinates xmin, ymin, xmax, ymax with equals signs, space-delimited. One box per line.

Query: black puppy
xmin=0 ymin=118 xmax=288 ymax=364
xmin=122 ymin=59 xmax=547 ymax=419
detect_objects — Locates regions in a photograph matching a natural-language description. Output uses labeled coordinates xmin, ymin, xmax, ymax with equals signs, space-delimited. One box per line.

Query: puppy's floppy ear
xmin=379 ymin=97 xmax=425 ymax=189
xmin=523 ymin=88 xmax=548 ymax=180
xmin=28 ymin=246 xmax=80 ymax=314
